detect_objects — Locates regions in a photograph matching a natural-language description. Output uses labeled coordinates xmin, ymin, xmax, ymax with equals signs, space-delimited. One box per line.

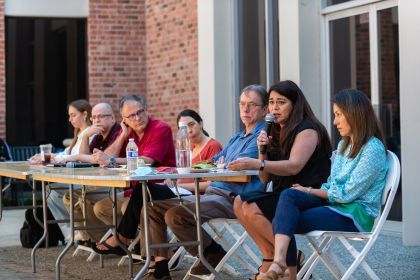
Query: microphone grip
xmin=260 ymin=144 xmax=268 ymax=154
xmin=259 ymin=122 xmax=273 ymax=154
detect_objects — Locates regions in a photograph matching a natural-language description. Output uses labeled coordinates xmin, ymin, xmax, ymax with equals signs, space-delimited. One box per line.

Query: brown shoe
xmin=190 ymin=251 xmax=225 ymax=275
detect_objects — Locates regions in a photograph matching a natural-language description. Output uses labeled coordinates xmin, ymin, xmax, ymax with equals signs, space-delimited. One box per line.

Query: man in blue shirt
xmin=142 ymin=85 xmax=268 ymax=280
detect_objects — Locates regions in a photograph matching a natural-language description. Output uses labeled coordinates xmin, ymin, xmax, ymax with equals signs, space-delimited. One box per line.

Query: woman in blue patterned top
xmin=258 ymin=89 xmax=388 ymax=280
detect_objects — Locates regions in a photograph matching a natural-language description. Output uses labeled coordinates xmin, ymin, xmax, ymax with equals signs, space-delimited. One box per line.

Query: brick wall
xmin=0 ymin=0 xmax=198 ymax=140
xmin=144 ymin=0 xmax=198 ymax=132
xmin=88 ymin=0 xmax=147 ymax=117
xmin=88 ymin=0 xmax=198 ymax=136
xmin=0 ymin=0 xmax=5 ymax=139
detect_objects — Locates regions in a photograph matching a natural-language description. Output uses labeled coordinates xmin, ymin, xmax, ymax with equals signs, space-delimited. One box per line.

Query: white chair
xmin=184 ymin=218 xmax=261 ymax=280
xmin=297 ymin=150 xmax=401 ymax=280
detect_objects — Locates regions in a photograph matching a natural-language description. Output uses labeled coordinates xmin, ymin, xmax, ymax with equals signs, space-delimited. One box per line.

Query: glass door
xmin=323 ymin=0 xmax=401 ymax=220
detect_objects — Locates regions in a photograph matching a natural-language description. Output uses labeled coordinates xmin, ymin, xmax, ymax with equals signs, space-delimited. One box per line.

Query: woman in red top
xmin=165 ymin=109 xmax=223 ymax=193
xmin=93 ymin=109 xmax=222 ymax=255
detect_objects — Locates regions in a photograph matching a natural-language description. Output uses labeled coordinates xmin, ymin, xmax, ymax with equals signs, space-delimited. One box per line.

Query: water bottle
xmin=176 ymin=121 xmax=191 ymax=174
xmin=126 ymin=138 xmax=138 ymax=175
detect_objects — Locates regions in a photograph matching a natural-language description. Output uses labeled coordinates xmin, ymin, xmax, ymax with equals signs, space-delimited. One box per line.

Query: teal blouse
xmin=321 ymin=137 xmax=388 ymax=232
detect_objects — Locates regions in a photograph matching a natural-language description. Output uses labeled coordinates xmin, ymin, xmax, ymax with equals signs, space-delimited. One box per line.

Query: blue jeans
xmin=272 ymin=189 xmax=358 ymax=266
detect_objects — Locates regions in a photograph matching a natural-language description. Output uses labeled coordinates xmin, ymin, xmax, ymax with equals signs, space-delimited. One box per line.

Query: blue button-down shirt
xmin=211 ymin=120 xmax=266 ymax=194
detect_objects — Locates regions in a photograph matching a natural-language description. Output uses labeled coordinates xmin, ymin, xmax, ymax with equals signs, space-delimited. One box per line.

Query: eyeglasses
xmin=123 ymin=108 xmax=146 ymax=121
xmin=238 ymin=102 xmax=264 ymax=109
xmin=90 ymin=114 xmax=112 ymax=121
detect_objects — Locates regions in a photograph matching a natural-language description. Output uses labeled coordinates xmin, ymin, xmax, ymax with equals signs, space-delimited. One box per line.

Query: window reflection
xmin=329 ymin=13 xmax=371 ymax=145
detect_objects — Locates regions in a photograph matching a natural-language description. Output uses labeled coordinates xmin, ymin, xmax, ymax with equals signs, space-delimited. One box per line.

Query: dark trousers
xmin=118 ymin=182 xmax=176 ymax=239
xmin=273 ymin=189 xmax=359 ymax=266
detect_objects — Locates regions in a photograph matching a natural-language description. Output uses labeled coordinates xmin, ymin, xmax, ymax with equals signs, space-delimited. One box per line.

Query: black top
xmin=267 ymin=119 xmax=331 ymax=192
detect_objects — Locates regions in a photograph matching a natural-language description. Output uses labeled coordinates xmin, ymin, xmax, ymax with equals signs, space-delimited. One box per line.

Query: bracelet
xmin=307 ymin=186 xmax=313 ymax=195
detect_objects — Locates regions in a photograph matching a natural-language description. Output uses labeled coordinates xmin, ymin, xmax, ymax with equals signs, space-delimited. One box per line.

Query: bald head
xmin=93 ymin=103 xmax=113 ymax=114
xmin=91 ymin=103 xmax=116 ymax=134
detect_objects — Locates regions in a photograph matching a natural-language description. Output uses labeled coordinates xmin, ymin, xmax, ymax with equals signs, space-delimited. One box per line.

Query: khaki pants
xmin=141 ymin=187 xmax=235 ymax=258
xmin=93 ymin=191 xmax=129 ymax=227
xmin=63 ymin=187 xmax=111 ymax=241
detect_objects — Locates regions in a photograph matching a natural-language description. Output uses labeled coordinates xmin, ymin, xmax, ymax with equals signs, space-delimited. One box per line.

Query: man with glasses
xmin=92 ymin=95 xmax=176 ymax=239
xmin=141 ymin=85 xmax=268 ymax=280
xmin=60 ymin=102 xmax=122 ymax=242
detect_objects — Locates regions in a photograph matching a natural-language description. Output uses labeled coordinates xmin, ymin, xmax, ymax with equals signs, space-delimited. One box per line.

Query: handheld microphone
xmin=65 ymin=162 xmax=99 ymax=168
xmin=260 ymin=113 xmax=275 ymax=154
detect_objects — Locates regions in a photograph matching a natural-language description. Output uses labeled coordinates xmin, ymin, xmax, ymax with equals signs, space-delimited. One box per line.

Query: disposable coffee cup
xmin=40 ymin=144 xmax=52 ymax=165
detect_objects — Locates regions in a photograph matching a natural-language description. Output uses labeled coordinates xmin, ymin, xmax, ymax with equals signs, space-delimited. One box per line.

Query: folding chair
xmin=297 ymin=150 xmax=401 ymax=280
xmin=184 ymin=218 xmax=261 ymax=280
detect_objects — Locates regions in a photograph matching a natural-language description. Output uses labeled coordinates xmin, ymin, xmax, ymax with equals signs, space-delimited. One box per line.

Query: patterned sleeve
xmin=326 ymin=139 xmax=387 ymax=204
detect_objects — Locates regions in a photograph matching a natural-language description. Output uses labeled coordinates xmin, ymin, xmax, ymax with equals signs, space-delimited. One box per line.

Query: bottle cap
xmin=129 ymin=138 xmax=134 ymax=141
xmin=178 ymin=121 xmax=188 ymax=127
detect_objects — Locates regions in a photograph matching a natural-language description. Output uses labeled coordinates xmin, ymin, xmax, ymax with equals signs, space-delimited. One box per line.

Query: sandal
xmin=297 ymin=250 xmax=305 ymax=273
xmin=92 ymin=240 xmax=127 ymax=256
xmin=250 ymin=258 xmax=273 ymax=280
xmin=258 ymin=260 xmax=287 ymax=280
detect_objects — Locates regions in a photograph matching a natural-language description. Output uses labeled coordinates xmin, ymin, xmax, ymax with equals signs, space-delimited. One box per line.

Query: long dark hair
xmin=176 ymin=109 xmax=209 ymax=137
xmin=268 ymin=80 xmax=331 ymax=157
xmin=332 ymin=89 xmax=385 ymax=158
xmin=68 ymin=99 xmax=92 ymax=153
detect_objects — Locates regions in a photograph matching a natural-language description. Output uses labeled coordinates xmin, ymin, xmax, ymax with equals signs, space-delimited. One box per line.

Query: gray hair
xmin=119 ymin=95 xmax=146 ymax=111
xmin=241 ymin=84 xmax=268 ymax=106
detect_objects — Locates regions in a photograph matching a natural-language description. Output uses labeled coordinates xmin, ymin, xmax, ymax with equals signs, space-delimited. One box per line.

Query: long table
xmin=30 ymin=166 xmax=132 ymax=279
xmin=1 ymin=162 xmax=258 ymax=279
xmin=0 ymin=162 xmax=36 ymax=222
xmin=128 ymin=169 xmax=258 ymax=280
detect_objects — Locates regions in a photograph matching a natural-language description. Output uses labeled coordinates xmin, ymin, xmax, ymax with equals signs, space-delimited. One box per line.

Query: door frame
xmin=320 ymin=0 xmax=398 ymax=134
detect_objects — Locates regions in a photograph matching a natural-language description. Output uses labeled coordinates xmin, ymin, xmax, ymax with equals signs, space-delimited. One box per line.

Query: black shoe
xmin=169 ymin=248 xmax=185 ymax=271
xmin=91 ymin=240 xmax=127 ymax=256
xmin=190 ymin=251 xmax=225 ymax=275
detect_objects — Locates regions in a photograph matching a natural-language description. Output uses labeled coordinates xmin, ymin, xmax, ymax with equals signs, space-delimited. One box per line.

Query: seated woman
xmin=29 ymin=99 xmax=93 ymax=239
xmin=228 ymin=80 xmax=332 ymax=279
xmin=259 ymin=89 xmax=388 ymax=280
xmin=93 ymin=109 xmax=222 ymax=255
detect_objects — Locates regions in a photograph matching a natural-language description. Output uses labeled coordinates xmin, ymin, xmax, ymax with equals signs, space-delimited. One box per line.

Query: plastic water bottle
xmin=126 ymin=138 xmax=138 ymax=175
xmin=176 ymin=121 xmax=191 ymax=174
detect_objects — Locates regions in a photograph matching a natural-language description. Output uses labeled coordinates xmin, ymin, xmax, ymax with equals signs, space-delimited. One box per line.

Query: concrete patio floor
xmin=0 ymin=209 xmax=419 ymax=279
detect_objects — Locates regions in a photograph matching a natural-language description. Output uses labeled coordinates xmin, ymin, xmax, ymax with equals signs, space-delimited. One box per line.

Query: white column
xmin=279 ymin=0 xmax=324 ymax=121
xmin=399 ymin=0 xmax=420 ymax=246
xmin=279 ymin=0 xmax=300 ymax=84
xmin=198 ymin=0 xmax=236 ymax=146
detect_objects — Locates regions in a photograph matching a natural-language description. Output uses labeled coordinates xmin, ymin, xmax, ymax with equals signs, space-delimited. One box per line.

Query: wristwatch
xmin=108 ymin=156 xmax=116 ymax=167
xmin=259 ymin=159 xmax=265 ymax=171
